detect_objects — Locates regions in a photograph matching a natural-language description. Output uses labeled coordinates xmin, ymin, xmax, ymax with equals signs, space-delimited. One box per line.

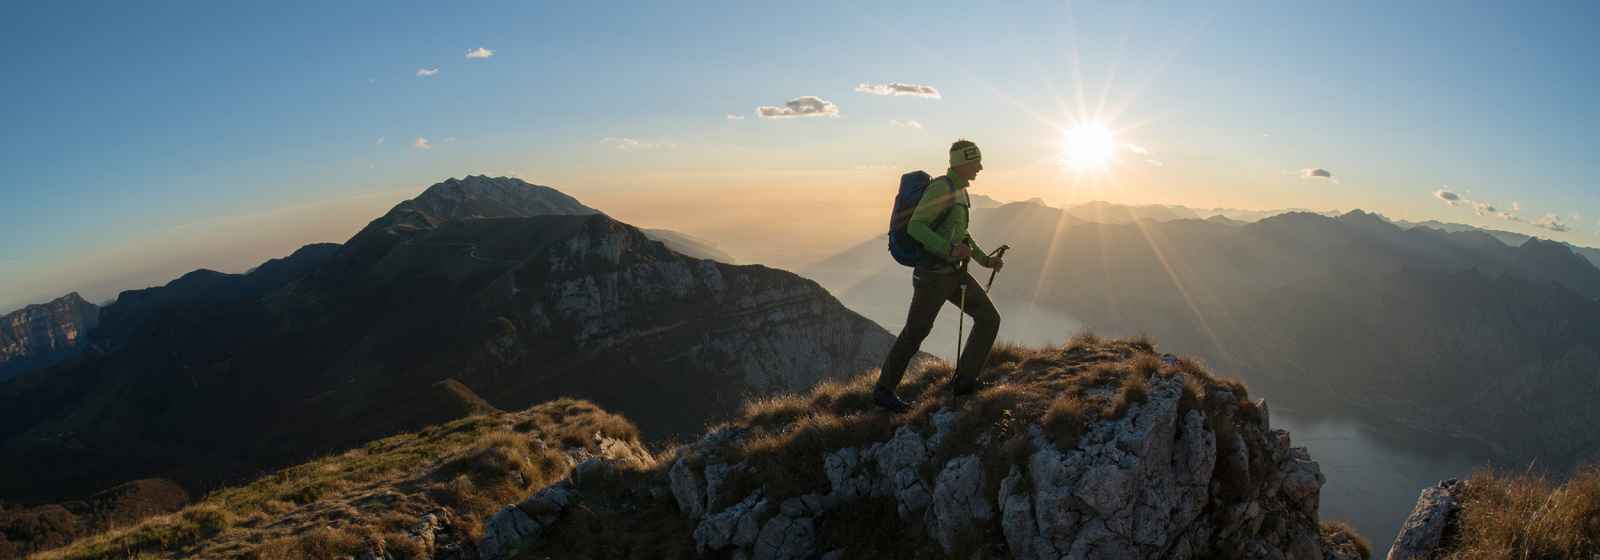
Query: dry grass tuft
xmin=1321 ymin=520 xmax=1372 ymax=560
xmin=1042 ymin=395 xmax=1093 ymax=450
xmin=1444 ymin=466 xmax=1600 ymax=559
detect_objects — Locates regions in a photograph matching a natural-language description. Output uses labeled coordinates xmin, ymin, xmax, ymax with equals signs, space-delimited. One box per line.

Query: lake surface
xmin=1270 ymin=406 xmax=1498 ymax=555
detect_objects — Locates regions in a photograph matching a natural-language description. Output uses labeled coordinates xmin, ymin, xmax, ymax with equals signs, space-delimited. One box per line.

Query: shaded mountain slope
xmin=0 ymin=176 xmax=892 ymax=508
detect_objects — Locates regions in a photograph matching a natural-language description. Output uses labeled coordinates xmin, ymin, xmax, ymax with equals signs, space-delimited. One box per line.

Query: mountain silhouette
xmin=0 ymin=176 xmax=892 ymax=505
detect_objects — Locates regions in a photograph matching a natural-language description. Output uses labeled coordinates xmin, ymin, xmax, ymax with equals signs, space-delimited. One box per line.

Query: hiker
xmin=875 ymin=140 xmax=1004 ymax=412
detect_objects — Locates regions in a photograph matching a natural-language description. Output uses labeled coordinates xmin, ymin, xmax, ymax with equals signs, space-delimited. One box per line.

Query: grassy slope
xmin=1440 ymin=466 xmax=1600 ymax=559
xmin=34 ymin=398 xmax=641 ymax=560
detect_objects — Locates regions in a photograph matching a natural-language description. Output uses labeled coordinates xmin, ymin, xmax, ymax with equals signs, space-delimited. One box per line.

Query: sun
xmin=1062 ymin=122 xmax=1116 ymax=172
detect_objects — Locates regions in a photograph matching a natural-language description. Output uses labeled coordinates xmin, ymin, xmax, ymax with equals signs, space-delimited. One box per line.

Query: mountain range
xmin=0 ymin=175 xmax=891 ymax=505
xmin=803 ymin=201 xmax=1600 ymax=470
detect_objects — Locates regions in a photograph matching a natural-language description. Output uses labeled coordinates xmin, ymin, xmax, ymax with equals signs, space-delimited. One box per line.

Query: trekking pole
xmin=957 ymin=257 xmax=970 ymax=370
xmin=985 ymin=245 xmax=1011 ymax=291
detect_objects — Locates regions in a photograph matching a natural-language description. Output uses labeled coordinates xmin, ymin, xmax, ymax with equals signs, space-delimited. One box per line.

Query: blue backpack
xmin=887 ymin=170 xmax=952 ymax=267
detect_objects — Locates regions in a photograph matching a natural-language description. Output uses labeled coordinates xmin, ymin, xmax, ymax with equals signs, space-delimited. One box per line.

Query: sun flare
xmin=1063 ymin=122 xmax=1116 ymax=172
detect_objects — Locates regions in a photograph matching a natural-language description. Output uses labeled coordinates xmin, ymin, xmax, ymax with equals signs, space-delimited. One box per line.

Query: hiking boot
xmin=873 ymin=385 xmax=912 ymax=413
xmin=950 ymin=377 xmax=992 ymax=397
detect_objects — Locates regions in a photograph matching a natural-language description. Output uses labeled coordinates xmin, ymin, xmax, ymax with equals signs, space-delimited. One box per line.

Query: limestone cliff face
xmin=0 ymin=292 xmax=99 ymax=379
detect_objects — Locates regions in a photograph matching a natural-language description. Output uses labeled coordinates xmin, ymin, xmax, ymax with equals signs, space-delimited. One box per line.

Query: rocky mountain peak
xmin=0 ymin=292 xmax=100 ymax=380
xmin=409 ymin=175 xmax=599 ymax=222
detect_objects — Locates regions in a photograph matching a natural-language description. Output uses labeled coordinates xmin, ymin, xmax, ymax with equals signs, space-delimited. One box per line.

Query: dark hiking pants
xmin=876 ymin=265 xmax=1001 ymax=391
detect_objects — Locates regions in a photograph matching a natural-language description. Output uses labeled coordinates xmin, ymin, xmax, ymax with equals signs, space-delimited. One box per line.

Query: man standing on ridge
xmin=874 ymin=139 xmax=1004 ymax=413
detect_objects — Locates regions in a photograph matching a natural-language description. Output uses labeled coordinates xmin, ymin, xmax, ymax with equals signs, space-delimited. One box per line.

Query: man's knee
xmin=973 ymin=307 xmax=1001 ymax=330
xmin=899 ymin=322 xmax=934 ymax=342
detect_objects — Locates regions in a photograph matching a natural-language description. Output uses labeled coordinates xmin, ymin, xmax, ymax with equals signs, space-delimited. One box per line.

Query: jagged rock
xmin=670 ymin=457 xmax=708 ymax=518
xmin=409 ymin=511 xmax=442 ymax=552
xmin=926 ymin=454 xmax=993 ymax=554
xmin=477 ymin=477 xmax=582 ymax=558
xmin=999 ymin=467 xmax=1043 ymax=559
xmin=705 ymin=462 xmax=736 ymax=509
xmin=1281 ymin=447 xmax=1325 ymax=509
xmin=479 ymin=505 xmax=540 ymax=560
xmin=825 ymin=447 xmax=874 ymax=499
xmin=1388 ymin=479 xmax=1463 ymax=560
xmin=754 ymin=515 xmax=816 ymax=560
xmin=484 ymin=369 xmax=1338 ymax=560
xmin=694 ymin=491 xmax=768 ymax=553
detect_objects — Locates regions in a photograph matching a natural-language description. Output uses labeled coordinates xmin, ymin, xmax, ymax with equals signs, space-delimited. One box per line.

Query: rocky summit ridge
xmin=25 ymin=336 xmax=1372 ymax=560
xmin=482 ymin=336 xmax=1369 ymax=560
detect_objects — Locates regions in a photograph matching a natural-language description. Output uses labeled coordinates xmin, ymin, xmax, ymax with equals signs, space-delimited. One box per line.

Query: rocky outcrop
xmin=486 ymin=369 xmax=1341 ymax=559
xmin=478 ymin=433 xmax=654 ymax=560
xmin=0 ymin=292 xmax=98 ymax=379
xmin=1387 ymin=479 xmax=1464 ymax=560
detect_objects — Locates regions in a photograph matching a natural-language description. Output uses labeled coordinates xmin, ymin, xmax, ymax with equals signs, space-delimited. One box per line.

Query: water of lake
xmin=1270 ymin=406 xmax=1498 ymax=556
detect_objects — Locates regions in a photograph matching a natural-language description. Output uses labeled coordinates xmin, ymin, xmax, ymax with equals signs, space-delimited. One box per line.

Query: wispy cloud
xmin=465 ymin=47 xmax=494 ymax=59
xmin=1430 ymin=187 xmax=1574 ymax=232
xmin=1126 ymin=144 xmax=1150 ymax=155
xmin=757 ymin=96 xmax=839 ymax=119
xmin=598 ymin=137 xmax=672 ymax=150
xmin=1534 ymin=213 xmax=1571 ymax=232
xmin=1145 ymin=159 xmax=1165 ymax=167
xmin=413 ymin=137 xmax=432 ymax=150
xmin=854 ymin=82 xmax=941 ymax=99
xmin=726 ymin=114 xmax=745 ymax=120
xmin=890 ymin=119 xmax=923 ymax=129
xmin=375 ymin=136 xmax=385 ymax=145
xmin=416 ymin=67 xmax=439 ymax=77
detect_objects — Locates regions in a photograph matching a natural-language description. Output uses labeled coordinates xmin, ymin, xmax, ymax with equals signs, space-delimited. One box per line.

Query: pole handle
xmin=985 ymin=244 xmax=1011 ymax=290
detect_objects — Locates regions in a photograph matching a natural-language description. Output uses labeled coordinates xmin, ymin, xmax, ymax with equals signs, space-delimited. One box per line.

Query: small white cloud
xmin=1511 ymin=201 xmax=1522 ymax=212
xmin=757 ymin=96 xmax=839 ymax=119
xmin=1126 ymin=144 xmax=1150 ymax=155
xmin=413 ymin=137 xmax=432 ymax=150
xmin=465 ymin=47 xmax=494 ymax=59
xmin=1145 ymin=159 xmax=1165 ymax=167
xmin=375 ymin=136 xmax=385 ymax=145
xmin=726 ymin=114 xmax=745 ymax=120
xmin=598 ymin=137 xmax=671 ymax=151
xmin=889 ymin=119 xmax=923 ymax=129
xmin=1300 ymin=168 xmax=1333 ymax=180
xmin=1471 ymin=201 xmax=1497 ymax=216
xmin=854 ymin=82 xmax=941 ymax=99
xmin=1434 ymin=188 xmax=1462 ymax=205
xmin=416 ymin=67 xmax=439 ymax=77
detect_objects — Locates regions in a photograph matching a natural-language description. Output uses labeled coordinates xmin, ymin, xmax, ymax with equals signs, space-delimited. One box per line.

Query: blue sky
xmin=2 ymin=0 xmax=1598 ymax=311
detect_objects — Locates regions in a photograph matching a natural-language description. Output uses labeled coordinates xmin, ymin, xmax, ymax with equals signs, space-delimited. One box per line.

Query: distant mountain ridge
xmin=803 ymin=202 xmax=1600 ymax=471
xmin=0 ymin=175 xmax=891 ymax=506
xmin=0 ymin=293 xmax=99 ymax=380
